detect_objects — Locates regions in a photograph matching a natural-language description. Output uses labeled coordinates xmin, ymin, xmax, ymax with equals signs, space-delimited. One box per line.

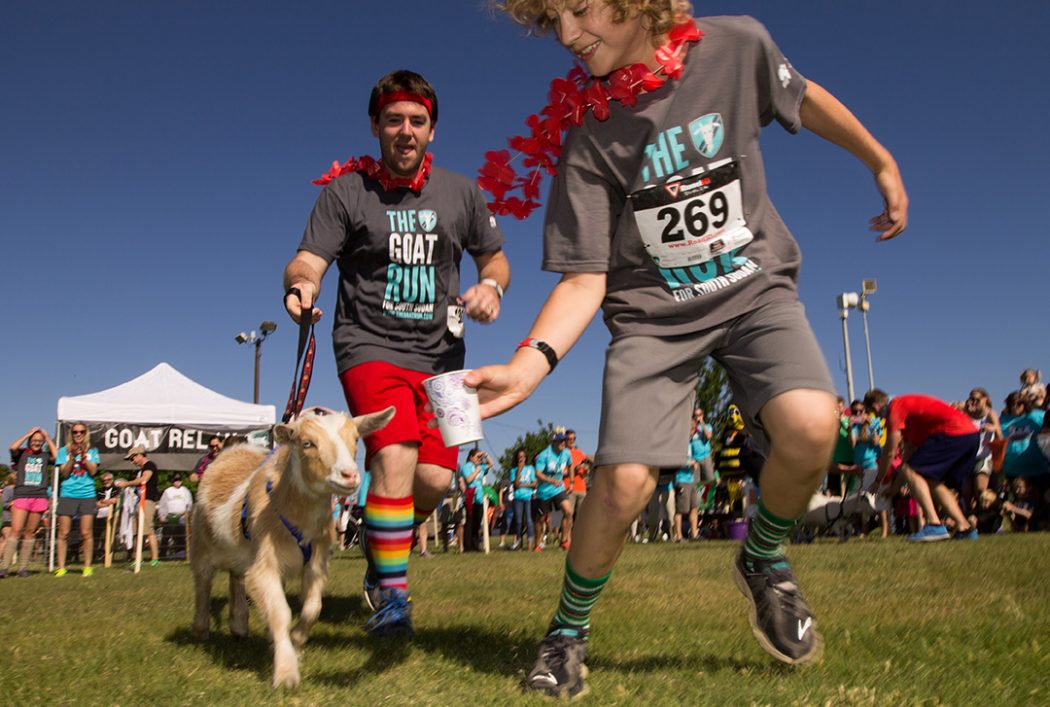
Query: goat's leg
xmin=247 ymin=561 xmax=299 ymax=689
xmin=290 ymin=551 xmax=328 ymax=648
xmin=229 ymin=572 xmax=249 ymax=638
xmin=190 ymin=551 xmax=214 ymax=640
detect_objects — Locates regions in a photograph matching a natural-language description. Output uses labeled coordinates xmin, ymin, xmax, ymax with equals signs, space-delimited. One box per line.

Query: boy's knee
xmin=594 ymin=465 xmax=656 ymax=520
xmin=766 ymin=399 xmax=839 ymax=469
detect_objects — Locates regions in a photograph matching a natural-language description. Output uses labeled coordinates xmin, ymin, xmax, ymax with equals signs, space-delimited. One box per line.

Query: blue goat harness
xmin=240 ymin=456 xmax=313 ymax=565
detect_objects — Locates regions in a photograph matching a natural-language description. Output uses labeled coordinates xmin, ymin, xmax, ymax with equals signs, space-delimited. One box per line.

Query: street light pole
xmin=253 ymin=337 xmax=262 ymax=404
xmin=235 ymin=321 xmax=277 ymax=404
xmin=837 ymin=293 xmax=859 ymax=402
xmin=859 ymin=279 xmax=878 ymax=392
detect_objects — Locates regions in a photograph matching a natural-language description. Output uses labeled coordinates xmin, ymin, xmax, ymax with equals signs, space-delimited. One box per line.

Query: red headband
xmin=375 ymin=91 xmax=433 ymax=119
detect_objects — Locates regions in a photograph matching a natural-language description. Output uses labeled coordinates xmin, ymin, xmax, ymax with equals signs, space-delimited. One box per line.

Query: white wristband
xmin=480 ymin=278 xmax=504 ymax=299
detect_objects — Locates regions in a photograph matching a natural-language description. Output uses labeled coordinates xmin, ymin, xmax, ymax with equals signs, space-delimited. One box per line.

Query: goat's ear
xmin=273 ymin=424 xmax=298 ymax=445
xmin=353 ymin=406 xmax=396 ymax=438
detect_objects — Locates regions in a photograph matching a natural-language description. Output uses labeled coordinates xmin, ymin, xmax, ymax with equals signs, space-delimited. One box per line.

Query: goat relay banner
xmin=77 ymin=423 xmax=272 ymax=471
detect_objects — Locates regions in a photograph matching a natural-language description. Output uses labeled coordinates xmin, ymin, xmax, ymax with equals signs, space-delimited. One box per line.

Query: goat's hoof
xmin=290 ymin=627 xmax=309 ymax=649
xmin=272 ymin=667 xmax=301 ymax=690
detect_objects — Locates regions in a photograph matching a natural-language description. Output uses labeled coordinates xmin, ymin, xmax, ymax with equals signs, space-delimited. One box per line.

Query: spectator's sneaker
xmin=907 ymin=524 xmax=949 ymax=542
xmin=732 ymin=551 xmax=822 ymax=666
xmin=54 ymin=568 xmax=68 ymax=577
xmin=560 ymin=540 xmax=571 ymax=551
xmin=533 ymin=544 xmax=544 ymax=553
xmin=83 ymin=567 xmax=94 ymax=577
xmin=365 ymin=588 xmax=414 ymax=637
xmin=16 ymin=569 xmax=30 ymax=578
xmin=510 ymin=540 xmax=521 ymax=551
xmin=954 ymin=527 xmax=979 ymax=541
xmin=526 ymin=629 xmax=590 ymax=700
xmin=149 ymin=559 xmax=160 ymax=567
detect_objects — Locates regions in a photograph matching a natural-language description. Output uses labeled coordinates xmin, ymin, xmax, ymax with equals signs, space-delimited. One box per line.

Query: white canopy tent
xmin=56 ymin=362 xmax=276 ymax=471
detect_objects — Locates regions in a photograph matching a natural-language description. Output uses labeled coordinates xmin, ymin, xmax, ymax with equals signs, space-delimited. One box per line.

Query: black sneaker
xmin=732 ymin=550 xmax=822 ymax=665
xmin=359 ymin=524 xmax=384 ymax=612
xmin=363 ymin=564 xmax=383 ymax=613
xmin=526 ymin=630 xmax=590 ymax=700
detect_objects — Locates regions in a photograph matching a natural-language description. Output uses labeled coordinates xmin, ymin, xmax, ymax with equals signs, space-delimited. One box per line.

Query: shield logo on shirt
xmin=689 ymin=113 xmax=724 ymax=159
xmin=419 ymin=210 xmax=438 ymax=232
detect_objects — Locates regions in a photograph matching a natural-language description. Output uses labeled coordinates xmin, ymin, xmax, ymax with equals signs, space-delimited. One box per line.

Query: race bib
xmin=631 ymin=162 xmax=752 ymax=269
xmin=447 ymin=304 xmax=464 ymax=338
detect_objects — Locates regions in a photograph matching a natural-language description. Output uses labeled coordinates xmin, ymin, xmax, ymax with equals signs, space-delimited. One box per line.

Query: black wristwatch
xmin=517 ymin=337 xmax=559 ymax=373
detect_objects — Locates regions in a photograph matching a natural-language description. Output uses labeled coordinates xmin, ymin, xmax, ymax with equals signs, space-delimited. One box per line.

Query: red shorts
xmin=339 ymin=361 xmax=459 ymax=470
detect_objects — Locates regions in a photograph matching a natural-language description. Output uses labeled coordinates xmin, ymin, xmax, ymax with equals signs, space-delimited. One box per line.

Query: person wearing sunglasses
xmin=54 ymin=424 xmax=101 ymax=576
xmin=189 ymin=436 xmax=224 ymax=484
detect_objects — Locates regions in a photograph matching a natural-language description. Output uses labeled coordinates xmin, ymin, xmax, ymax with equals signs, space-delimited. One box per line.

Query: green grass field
xmin=1 ymin=534 xmax=1048 ymax=706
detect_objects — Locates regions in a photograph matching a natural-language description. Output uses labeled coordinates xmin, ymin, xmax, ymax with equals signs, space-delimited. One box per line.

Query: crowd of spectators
xmin=3 ymin=368 xmax=1047 ymax=574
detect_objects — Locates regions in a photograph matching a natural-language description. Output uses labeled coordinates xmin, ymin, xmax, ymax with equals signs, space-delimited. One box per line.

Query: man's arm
xmin=283 ymin=250 xmax=330 ymax=323
xmin=465 ymin=271 xmax=606 ymax=419
xmin=462 ymin=249 xmax=511 ymax=323
xmin=116 ymin=467 xmax=153 ymax=489
xmin=800 ymin=80 xmax=908 ymax=241
xmin=873 ymin=427 xmax=902 ymax=492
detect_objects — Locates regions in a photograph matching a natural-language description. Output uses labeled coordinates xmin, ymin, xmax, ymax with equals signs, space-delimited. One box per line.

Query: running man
xmin=283 ymin=69 xmax=509 ymax=635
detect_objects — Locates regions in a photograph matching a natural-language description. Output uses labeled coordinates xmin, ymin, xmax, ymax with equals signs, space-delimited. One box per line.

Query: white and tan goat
xmin=190 ymin=405 xmax=393 ymax=688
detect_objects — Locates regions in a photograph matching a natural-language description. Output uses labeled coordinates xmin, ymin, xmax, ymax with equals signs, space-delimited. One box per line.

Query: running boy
xmin=469 ymin=0 xmax=907 ymax=697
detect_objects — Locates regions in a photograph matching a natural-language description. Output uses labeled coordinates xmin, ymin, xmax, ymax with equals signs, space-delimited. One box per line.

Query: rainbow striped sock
xmin=550 ymin=560 xmax=611 ymax=636
xmin=364 ymin=493 xmax=414 ymax=591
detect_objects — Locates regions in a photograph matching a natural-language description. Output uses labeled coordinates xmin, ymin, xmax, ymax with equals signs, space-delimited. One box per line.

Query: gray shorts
xmin=674 ymin=483 xmax=698 ymax=513
xmin=595 ymin=299 xmax=835 ymax=468
xmin=57 ymin=497 xmax=97 ymax=517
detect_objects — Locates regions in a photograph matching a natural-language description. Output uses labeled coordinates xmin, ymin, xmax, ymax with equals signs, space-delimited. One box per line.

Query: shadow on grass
xmin=167 ymin=626 xmax=273 ymax=683
xmin=592 ymin=652 xmax=775 ymax=675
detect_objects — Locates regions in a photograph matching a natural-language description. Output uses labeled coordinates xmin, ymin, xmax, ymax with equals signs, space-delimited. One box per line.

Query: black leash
xmin=282 ymin=288 xmax=316 ymax=423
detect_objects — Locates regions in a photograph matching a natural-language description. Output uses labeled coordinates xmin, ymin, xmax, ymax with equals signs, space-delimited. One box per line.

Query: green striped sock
xmin=550 ymin=561 xmax=611 ymax=635
xmin=742 ymin=500 xmax=799 ymax=569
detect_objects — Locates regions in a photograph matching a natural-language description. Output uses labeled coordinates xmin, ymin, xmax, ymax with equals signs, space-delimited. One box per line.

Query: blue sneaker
xmin=907 ymin=524 xmax=949 ymax=542
xmin=365 ymin=588 xmax=414 ymax=636
xmin=954 ymin=527 xmax=979 ymax=541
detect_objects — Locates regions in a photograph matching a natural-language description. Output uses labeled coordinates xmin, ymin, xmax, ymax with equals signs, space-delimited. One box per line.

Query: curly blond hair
xmin=498 ymin=0 xmax=694 ymax=42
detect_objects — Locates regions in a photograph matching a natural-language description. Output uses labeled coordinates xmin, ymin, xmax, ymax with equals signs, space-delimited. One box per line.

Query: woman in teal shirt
xmin=54 ymin=423 xmax=100 ymax=576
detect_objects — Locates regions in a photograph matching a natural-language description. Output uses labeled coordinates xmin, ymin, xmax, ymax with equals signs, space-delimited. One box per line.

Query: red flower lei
xmin=313 ymin=152 xmax=433 ymax=193
xmin=478 ymin=21 xmax=702 ymax=220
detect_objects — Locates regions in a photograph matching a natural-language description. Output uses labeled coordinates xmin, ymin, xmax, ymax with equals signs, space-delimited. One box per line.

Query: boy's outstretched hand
xmin=870 ymin=166 xmax=909 ymax=241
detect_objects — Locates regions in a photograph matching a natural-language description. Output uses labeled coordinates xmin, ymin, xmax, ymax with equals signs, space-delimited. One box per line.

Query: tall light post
xmin=858 ymin=279 xmax=877 ymax=392
xmin=235 ymin=321 xmax=277 ymax=403
xmin=836 ymin=292 xmax=859 ymax=402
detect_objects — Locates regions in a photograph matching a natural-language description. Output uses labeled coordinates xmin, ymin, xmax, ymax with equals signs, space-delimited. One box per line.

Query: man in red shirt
xmin=565 ymin=430 xmax=589 ymax=516
xmin=874 ymin=393 xmax=980 ymax=541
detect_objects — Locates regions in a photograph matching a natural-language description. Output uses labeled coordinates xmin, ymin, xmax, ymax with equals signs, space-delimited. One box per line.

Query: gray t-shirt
xmin=299 ymin=164 xmax=504 ymax=374
xmin=543 ymin=16 xmax=808 ymax=338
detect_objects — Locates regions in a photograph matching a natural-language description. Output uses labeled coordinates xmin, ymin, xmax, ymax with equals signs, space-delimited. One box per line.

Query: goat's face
xmin=273 ymin=406 xmax=395 ymax=496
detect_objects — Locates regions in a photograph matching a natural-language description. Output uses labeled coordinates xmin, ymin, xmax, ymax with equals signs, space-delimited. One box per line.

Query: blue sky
xmin=3 ymin=1 xmax=1048 ymax=467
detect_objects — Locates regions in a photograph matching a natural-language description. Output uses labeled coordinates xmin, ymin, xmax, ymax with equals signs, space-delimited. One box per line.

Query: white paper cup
xmin=422 ymin=369 xmax=483 ymax=447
